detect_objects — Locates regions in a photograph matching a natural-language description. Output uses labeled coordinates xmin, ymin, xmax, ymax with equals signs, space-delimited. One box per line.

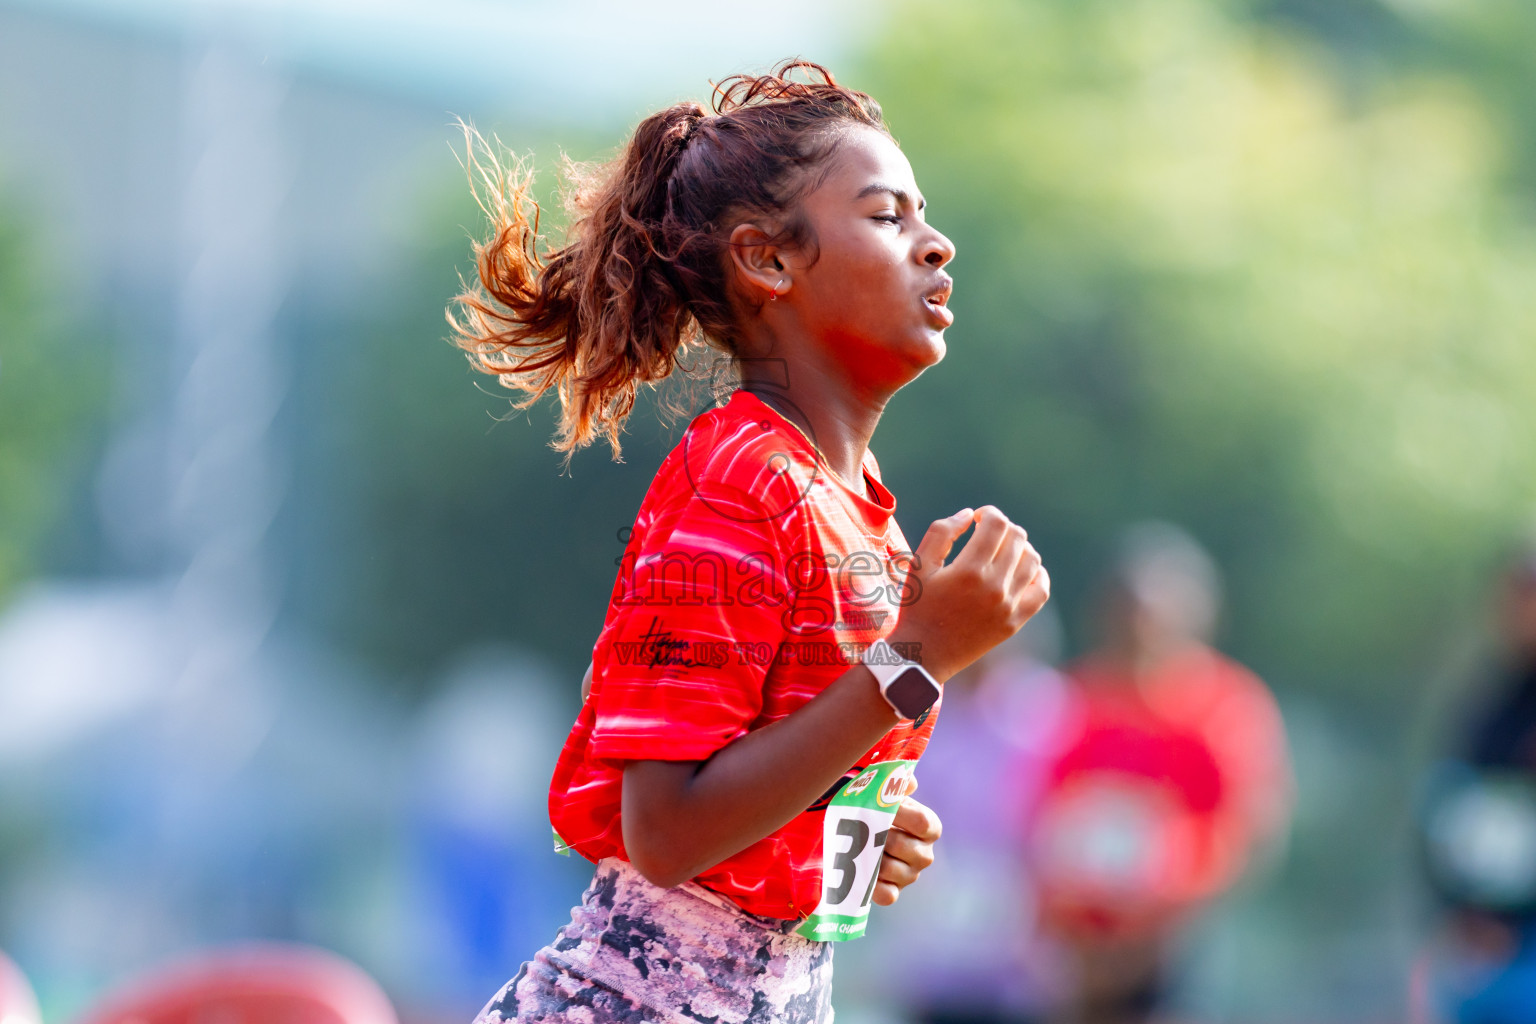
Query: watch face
xmin=885 ymin=666 xmax=941 ymax=721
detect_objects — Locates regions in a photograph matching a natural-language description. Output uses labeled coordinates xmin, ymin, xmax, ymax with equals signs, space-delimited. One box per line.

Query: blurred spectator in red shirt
xmin=1024 ymin=523 xmax=1291 ymax=1024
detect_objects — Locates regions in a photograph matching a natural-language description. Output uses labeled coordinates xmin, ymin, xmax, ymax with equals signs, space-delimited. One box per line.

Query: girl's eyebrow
xmin=855 ymin=183 xmax=926 ymax=211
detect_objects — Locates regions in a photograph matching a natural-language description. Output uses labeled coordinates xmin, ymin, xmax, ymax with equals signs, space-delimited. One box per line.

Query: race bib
xmin=797 ymin=759 xmax=916 ymax=942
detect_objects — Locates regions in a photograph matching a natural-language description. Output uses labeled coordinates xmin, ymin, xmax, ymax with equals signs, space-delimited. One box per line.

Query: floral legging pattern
xmin=475 ymin=858 xmax=834 ymax=1024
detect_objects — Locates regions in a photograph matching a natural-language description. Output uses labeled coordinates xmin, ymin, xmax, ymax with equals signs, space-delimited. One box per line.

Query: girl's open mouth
xmin=923 ymin=280 xmax=954 ymax=327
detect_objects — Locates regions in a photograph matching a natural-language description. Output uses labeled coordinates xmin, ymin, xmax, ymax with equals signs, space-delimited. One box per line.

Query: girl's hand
xmin=871 ymin=788 xmax=942 ymax=906
xmin=887 ymin=505 xmax=1050 ymax=683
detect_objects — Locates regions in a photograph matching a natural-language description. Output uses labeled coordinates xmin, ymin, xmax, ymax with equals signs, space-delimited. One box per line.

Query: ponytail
xmin=447 ymin=60 xmax=884 ymax=459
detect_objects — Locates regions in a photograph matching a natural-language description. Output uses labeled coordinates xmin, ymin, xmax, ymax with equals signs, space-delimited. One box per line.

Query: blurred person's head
xmin=1099 ymin=521 xmax=1221 ymax=666
xmin=449 ymin=59 xmax=956 ymax=460
xmin=1497 ymin=543 xmax=1536 ymax=662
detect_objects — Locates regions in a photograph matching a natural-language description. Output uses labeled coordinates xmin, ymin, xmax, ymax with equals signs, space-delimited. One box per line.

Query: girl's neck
xmin=740 ymin=367 xmax=885 ymax=496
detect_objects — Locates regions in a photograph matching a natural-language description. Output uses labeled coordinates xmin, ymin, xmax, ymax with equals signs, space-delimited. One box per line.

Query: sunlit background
xmin=3 ymin=0 xmax=1536 ymax=1022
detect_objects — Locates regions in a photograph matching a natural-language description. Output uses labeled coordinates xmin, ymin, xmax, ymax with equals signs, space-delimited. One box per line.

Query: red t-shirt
xmin=548 ymin=389 xmax=938 ymax=920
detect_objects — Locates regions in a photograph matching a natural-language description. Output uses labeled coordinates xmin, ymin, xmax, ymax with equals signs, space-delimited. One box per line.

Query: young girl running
xmin=449 ymin=61 xmax=1050 ymax=1024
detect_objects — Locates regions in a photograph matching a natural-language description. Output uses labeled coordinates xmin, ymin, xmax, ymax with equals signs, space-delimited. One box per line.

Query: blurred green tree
xmin=0 ymin=201 xmax=100 ymax=604
xmin=1254 ymin=0 xmax=1536 ymax=198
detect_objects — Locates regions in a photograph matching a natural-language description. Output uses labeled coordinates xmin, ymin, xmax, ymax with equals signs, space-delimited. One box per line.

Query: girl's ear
xmin=728 ymin=221 xmax=790 ymax=302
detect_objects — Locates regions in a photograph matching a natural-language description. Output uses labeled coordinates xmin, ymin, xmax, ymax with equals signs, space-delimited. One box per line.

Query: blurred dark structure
xmin=1419 ymin=546 xmax=1536 ymax=1024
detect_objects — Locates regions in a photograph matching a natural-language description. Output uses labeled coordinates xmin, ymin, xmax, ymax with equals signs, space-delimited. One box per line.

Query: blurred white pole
xmin=160 ymin=31 xmax=290 ymax=775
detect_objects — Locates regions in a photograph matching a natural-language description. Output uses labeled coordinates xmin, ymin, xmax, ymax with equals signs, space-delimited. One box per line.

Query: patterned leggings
xmin=474 ymin=859 xmax=834 ymax=1024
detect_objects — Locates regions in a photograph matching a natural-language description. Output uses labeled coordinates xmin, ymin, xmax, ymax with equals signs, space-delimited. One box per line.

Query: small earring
xmin=770 ymin=279 xmax=785 ymax=301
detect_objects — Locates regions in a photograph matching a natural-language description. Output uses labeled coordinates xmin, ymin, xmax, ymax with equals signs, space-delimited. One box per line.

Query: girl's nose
xmin=922 ymin=228 xmax=956 ymax=268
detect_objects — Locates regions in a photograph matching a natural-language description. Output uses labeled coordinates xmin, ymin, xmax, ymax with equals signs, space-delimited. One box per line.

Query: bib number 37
xmin=797 ymin=759 xmax=916 ymax=942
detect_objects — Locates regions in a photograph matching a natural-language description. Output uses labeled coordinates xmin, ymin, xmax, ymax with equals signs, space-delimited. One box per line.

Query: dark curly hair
xmin=446 ymin=59 xmax=886 ymax=459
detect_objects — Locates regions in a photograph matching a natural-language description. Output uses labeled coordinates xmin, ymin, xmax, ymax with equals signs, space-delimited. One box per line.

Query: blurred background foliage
xmin=0 ymin=205 xmax=102 ymax=601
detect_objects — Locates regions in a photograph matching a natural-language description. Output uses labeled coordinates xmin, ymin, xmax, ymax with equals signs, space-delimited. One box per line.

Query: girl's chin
xmin=913 ymin=333 xmax=947 ymax=367
xmin=888 ymin=336 xmax=946 ymax=389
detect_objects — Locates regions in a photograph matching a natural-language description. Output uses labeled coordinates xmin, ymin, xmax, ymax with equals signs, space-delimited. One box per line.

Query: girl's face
xmin=781 ymin=127 xmax=956 ymax=391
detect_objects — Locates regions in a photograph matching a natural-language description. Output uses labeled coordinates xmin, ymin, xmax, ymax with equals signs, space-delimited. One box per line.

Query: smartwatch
xmin=862 ymin=639 xmax=942 ymax=721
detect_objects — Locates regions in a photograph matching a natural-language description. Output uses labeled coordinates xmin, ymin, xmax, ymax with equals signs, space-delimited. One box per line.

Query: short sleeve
xmin=586 ymin=480 xmax=795 ymax=764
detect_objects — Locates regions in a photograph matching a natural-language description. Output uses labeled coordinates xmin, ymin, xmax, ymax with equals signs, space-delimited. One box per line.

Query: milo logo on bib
xmin=845 ymin=767 xmax=879 ymax=797
xmin=797 ymin=759 xmax=915 ymax=942
xmin=877 ymin=770 xmax=909 ymax=807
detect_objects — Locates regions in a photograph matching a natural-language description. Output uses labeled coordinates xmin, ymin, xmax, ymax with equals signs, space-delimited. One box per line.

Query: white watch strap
xmin=861 ymin=638 xmax=907 ymax=688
